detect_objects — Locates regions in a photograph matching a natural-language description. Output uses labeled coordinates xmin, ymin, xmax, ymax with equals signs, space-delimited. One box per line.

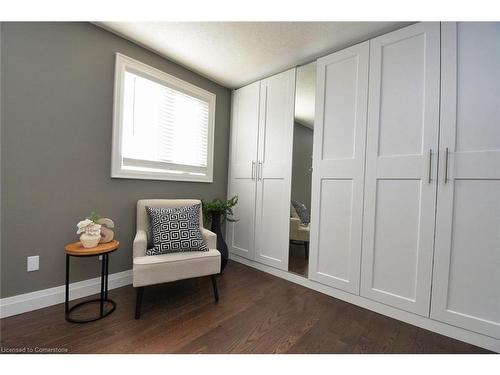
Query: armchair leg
xmin=135 ymin=287 xmax=144 ymax=319
xmin=211 ymin=275 xmax=219 ymax=303
xmin=304 ymin=242 xmax=309 ymax=260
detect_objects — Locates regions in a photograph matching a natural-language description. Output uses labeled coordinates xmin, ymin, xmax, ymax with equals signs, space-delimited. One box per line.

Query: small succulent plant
xmin=76 ymin=219 xmax=101 ymax=236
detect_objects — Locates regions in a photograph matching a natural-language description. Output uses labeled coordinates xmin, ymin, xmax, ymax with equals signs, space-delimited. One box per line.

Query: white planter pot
xmin=80 ymin=233 xmax=101 ymax=248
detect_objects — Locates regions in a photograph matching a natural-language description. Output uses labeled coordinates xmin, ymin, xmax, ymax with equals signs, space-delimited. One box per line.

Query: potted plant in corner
xmin=202 ymin=196 xmax=238 ymax=273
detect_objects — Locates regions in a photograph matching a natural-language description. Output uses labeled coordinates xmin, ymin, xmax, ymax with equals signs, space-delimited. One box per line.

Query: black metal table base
xmin=65 ymin=298 xmax=116 ymax=323
xmin=65 ymin=251 xmax=117 ymax=323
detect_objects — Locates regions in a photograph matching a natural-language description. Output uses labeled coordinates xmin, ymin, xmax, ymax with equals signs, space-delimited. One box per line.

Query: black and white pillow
xmin=145 ymin=204 xmax=208 ymax=255
xmin=291 ymin=200 xmax=310 ymax=225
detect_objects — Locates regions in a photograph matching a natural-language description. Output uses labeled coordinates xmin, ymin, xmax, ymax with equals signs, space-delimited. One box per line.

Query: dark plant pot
xmin=210 ymin=212 xmax=228 ymax=273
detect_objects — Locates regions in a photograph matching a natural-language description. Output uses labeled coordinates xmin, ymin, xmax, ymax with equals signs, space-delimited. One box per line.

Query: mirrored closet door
xmin=288 ymin=62 xmax=316 ymax=277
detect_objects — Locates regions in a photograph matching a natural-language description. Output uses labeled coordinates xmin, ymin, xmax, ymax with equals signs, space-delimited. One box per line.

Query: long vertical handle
xmin=428 ymin=149 xmax=432 ymax=184
xmin=251 ymin=161 xmax=256 ymax=180
xmin=444 ymin=147 xmax=449 ymax=184
xmin=258 ymin=161 xmax=263 ymax=181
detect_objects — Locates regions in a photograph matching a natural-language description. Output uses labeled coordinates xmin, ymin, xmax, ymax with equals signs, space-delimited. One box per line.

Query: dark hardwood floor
xmin=0 ymin=260 xmax=491 ymax=354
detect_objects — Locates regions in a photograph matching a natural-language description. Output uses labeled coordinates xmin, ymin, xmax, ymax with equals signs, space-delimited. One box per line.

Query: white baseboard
xmin=0 ymin=269 xmax=133 ymax=319
xmin=229 ymin=253 xmax=500 ymax=353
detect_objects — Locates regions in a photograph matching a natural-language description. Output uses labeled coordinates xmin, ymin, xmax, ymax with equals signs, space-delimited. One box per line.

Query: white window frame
xmin=111 ymin=53 xmax=216 ymax=183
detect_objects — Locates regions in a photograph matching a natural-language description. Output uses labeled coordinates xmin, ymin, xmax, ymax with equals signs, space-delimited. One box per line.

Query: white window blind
xmin=112 ymin=54 xmax=215 ymax=182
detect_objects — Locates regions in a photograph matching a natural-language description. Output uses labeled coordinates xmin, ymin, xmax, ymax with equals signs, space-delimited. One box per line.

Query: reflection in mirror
xmin=288 ymin=61 xmax=316 ymax=277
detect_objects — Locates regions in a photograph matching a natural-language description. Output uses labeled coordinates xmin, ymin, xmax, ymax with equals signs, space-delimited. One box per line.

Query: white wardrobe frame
xmin=228 ymin=22 xmax=500 ymax=352
xmin=227 ymin=69 xmax=296 ymax=272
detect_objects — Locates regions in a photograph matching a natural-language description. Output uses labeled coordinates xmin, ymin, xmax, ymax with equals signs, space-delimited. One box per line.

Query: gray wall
xmin=291 ymin=122 xmax=313 ymax=209
xmin=0 ymin=23 xmax=231 ymax=298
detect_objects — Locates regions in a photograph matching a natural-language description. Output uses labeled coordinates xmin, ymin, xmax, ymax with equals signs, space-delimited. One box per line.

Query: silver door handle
xmin=251 ymin=161 xmax=256 ymax=180
xmin=258 ymin=161 xmax=263 ymax=181
xmin=428 ymin=149 xmax=432 ymax=184
xmin=444 ymin=147 xmax=449 ymax=184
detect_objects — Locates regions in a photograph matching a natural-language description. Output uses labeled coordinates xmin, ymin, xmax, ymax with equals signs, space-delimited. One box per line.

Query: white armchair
xmin=133 ymin=199 xmax=221 ymax=319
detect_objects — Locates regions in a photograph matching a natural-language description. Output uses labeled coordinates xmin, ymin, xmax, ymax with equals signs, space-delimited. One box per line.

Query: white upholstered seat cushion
xmin=133 ymin=199 xmax=220 ymax=287
xmin=133 ymin=249 xmax=221 ymax=287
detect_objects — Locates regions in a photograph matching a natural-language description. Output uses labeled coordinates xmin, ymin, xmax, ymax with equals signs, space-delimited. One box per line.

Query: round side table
xmin=64 ymin=240 xmax=119 ymax=323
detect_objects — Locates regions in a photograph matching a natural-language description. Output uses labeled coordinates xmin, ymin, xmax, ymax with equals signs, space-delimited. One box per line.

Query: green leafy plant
xmin=86 ymin=211 xmax=101 ymax=223
xmin=202 ymin=196 xmax=238 ymax=227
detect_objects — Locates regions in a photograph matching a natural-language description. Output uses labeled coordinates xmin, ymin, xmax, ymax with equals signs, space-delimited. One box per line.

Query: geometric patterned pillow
xmin=145 ymin=204 xmax=208 ymax=256
xmin=291 ymin=200 xmax=310 ymax=225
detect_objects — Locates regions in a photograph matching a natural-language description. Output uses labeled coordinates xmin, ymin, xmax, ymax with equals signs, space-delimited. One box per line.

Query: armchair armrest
xmin=201 ymin=228 xmax=217 ymax=249
xmin=133 ymin=229 xmax=148 ymax=258
xmin=290 ymin=217 xmax=300 ymax=230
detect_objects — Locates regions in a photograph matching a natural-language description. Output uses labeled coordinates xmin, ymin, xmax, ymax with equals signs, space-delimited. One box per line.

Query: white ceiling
xmin=98 ymin=22 xmax=412 ymax=89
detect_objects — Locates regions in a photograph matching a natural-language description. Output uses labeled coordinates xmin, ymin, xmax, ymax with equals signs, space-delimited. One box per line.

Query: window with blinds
xmin=111 ymin=54 xmax=216 ymax=182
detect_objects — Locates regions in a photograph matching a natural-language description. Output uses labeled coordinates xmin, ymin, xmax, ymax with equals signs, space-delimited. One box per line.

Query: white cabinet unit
xmin=431 ymin=22 xmax=500 ymax=339
xmin=228 ymin=69 xmax=296 ymax=271
xmin=308 ymin=41 xmax=369 ymax=293
xmin=227 ymin=82 xmax=260 ymax=260
xmin=227 ymin=22 xmax=500 ymax=350
xmin=360 ymin=22 xmax=441 ymax=316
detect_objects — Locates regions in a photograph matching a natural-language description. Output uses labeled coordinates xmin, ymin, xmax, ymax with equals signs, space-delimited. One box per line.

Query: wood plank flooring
xmin=0 ymin=260 xmax=491 ymax=354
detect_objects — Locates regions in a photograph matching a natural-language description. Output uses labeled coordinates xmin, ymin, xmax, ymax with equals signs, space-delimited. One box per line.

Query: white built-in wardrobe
xmin=227 ymin=69 xmax=296 ymax=271
xmin=227 ymin=22 xmax=500 ymax=351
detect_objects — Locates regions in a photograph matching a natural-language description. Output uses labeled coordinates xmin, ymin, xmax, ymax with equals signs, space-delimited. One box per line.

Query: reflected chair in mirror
xmin=289 ymin=203 xmax=310 ymax=259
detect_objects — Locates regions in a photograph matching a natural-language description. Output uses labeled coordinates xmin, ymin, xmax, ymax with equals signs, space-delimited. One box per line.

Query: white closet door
xmin=431 ymin=22 xmax=500 ymax=339
xmin=254 ymin=68 xmax=296 ymax=270
xmin=360 ymin=22 xmax=440 ymax=316
xmin=227 ymin=82 xmax=260 ymax=260
xmin=308 ymin=42 xmax=369 ymax=293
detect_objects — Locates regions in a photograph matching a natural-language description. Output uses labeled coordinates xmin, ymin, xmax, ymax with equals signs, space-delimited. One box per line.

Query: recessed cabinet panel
xmin=256 ymin=179 xmax=291 ymax=264
xmin=317 ymin=179 xmax=354 ymax=283
xmin=230 ymin=82 xmax=260 ymax=179
xmin=309 ymin=41 xmax=369 ymax=294
xmin=446 ymin=181 xmax=500 ymax=324
xmin=377 ymin=34 xmax=426 ymax=157
xmin=431 ymin=22 xmax=500 ymax=339
xmin=261 ymin=77 xmax=294 ymax=174
xmin=229 ymin=178 xmax=257 ymax=257
xmin=361 ymin=22 xmax=440 ymax=316
xmin=322 ymin=56 xmax=359 ymax=160
xmin=371 ymin=179 xmax=421 ymax=300
xmin=455 ymin=23 xmax=500 ymax=153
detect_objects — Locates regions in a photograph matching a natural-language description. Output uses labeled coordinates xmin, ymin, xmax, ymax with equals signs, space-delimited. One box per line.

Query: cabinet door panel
xmin=371 ymin=179 xmax=421 ymax=300
xmin=254 ymin=69 xmax=295 ymax=270
xmin=256 ymin=179 xmax=291 ymax=264
xmin=360 ymin=23 xmax=440 ymax=316
xmin=230 ymin=82 xmax=260 ymax=179
xmin=431 ymin=22 xmax=500 ymax=339
xmin=228 ymin=178 xmax=257 ymax=258
xmin=227 ymin=83 xmax=260 ymax=259
xmin=309 ymin=41 xmax=369 ymax=293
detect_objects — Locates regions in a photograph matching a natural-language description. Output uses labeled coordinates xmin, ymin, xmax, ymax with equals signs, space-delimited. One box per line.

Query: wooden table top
xmin=65 ymin=240 xmax=119 ymax=256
